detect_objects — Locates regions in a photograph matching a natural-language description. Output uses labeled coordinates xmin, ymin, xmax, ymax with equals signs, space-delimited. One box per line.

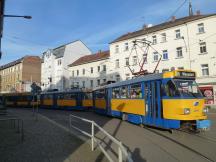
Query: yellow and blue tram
xmin=93 ymin=70 xmax=210 ymax=130
xmin=3 ymin=92 xmax=33 ymax=107
xmin=40 ymin=90 xmax=92 ymax=110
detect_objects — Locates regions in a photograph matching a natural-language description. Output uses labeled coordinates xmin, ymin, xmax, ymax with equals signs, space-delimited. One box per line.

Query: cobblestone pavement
xmin=0 ymin=108 xmax=108 ymax=162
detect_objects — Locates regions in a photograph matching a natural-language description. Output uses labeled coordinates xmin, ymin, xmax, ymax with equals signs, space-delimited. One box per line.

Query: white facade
xmin=109 ymin=14 xmax=216 ymax=104
xmin=68 ymin=52 xmax=119 ymax=89
xmin=41 ymin=40 xmax=92 ymax=91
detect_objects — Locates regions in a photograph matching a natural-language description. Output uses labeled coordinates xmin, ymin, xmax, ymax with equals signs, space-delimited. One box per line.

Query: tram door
xmin=145 ymin=81 xmax=162 ymax=126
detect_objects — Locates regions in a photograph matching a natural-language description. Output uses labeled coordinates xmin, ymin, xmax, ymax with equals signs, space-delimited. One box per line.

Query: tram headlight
xmin=184 ymin=108 xmax=190 ymax=115
xmin=203 ymin=107 xmax=209 ymax=113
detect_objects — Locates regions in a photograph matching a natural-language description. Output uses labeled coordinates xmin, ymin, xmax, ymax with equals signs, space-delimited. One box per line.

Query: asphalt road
xmin=33 ymin=108 xmax=216 ymax=162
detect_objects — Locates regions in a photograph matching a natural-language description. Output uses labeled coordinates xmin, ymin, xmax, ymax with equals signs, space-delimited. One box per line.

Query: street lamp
xmin=0 ymin=13 xmax=32 ymax=59
xmin=3 ymin=14 xmax=32 ymax=19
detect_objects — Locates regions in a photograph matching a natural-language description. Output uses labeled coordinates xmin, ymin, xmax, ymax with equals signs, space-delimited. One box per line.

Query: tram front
xmin=162 ymin=70 xmax=211 ymax=131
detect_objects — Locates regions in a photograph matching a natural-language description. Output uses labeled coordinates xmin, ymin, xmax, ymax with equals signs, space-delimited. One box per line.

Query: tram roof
xmin=106 ymin=73 xmax=163 ymax=89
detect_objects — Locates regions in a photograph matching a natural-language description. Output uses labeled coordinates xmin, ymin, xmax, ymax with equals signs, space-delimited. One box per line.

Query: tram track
xmin=177 ymin=129 xmax=216 ymax=143
xmin=144 ymin=127 xmax=215 ymax=162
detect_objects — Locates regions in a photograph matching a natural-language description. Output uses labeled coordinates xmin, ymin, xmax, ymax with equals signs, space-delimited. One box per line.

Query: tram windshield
xmin=173 ymin=79 xmax=203 ymax=98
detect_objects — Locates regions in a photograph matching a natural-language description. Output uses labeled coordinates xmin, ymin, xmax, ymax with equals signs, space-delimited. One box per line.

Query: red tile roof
xmin=69 ymin=50 xmax=110 ymax=67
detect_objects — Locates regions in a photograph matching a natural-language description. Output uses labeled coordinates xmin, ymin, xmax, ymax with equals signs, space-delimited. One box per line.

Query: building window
xmin=178 ymin=67 xmax=184 ymax=70
xmin=115 ymin=59 xmax=120 ymax=68
xmin=77 ymin=70 xmax=79 ymax=76
xmin=126 ymin=73 xmax=130 ymax=80
xmin=97 ymin=79 xmax=100 ymax=86
xmin=91 ymin=67 xmax=93 ymax=73
xmin=161 ymin=33 xmax=166 ymax=42
xmin=198 ymin=23 xmax=205 ymax=33
xmin=152 ymin=35 xmax=157 ymax=44
xmin=103 ymin=65 xmax=106 ymax=72
xmin=115 ymin=45 xmax=119 ymax=53
xmin=82 ymin=81 xmax=85 ymax=88
xmin=201 ymin=64 xmax=209 ymax=76
xmin=103 ymin=79 xmax=106 ymax=83
xmin=82 ymin=69 xmax=85 ymax=75
xmin=155 ymin=70 xmax=159 ymax=73
xmin=200 ymin=42 xmax=207 ymax=54
xmin=98 ymin=66 xmax=100 ymax=72
xmin=72 ymin=71 xmax=74 ymax=77
xmin=90 ymin=80 xmax=93 ymax=88
xmin=143 ymin=54 xmax=147 ymax=63
xmin=175 ymin=29 xmax=181 ymax=39
xmin=57 ymin=59 xmax=62 ymax=65
xmin=162 ymin=50 xmax=168 ymax=60
xmin=142 ymin=38 xmax=146 ymax=46
xmin=153 ymin=52 xmax=159 ymax=61
xmin=116 ymin=75 xmax=120 ymax=82
xmin=124 ymin=42 xmax=129 ymax=51
xmin=133 ymin=56 xmax=138 ymax=65
xmin=176 ymin=47 xmax=183 ymax=58
xmin=125 ymin=58 xmax=129 ymax=66
xmin=162 ymin=69 xmax=169 ymax=72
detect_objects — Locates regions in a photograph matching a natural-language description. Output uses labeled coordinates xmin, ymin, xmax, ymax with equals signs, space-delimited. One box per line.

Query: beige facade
xmin=0 ymin=56 xmax=41 ymax=93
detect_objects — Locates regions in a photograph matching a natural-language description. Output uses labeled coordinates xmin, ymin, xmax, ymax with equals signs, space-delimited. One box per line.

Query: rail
xmin=69 ymin=114 xmax=133 ymax=162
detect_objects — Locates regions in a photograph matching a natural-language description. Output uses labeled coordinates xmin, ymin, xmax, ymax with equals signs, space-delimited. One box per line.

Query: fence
xmin=69 ymin=114 xmax=133 ymax=162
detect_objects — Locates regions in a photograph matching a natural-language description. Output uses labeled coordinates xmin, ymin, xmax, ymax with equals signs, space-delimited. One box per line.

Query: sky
xmin=1 ymin=0 xmax=216 ymax=65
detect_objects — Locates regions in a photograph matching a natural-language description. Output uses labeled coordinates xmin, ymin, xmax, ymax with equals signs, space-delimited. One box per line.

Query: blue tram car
xmin=92 ymin=70 xmax=211 ymax=131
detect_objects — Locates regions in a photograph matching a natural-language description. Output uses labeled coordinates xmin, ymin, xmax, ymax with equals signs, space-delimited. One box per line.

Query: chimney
xmin=171 ymin=16 xmax=176 ymax=22
xmin=196 ymin=10 xmax=201 ymax=15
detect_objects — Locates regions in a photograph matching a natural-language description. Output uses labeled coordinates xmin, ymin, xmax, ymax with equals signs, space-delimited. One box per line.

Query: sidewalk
xmin=0 ymin=108 xmax=108 ymax=162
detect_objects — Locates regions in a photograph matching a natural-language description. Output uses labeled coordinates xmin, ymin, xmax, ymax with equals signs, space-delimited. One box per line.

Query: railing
xmin=69 ymin=114 xmax=133 ymax=162
xmin=0 ymin=116 xmax=24 ymax=141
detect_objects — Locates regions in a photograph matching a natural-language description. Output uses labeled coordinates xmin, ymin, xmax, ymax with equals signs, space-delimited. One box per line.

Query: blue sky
xmin=1 ymin=0 xmax=216 ymax=64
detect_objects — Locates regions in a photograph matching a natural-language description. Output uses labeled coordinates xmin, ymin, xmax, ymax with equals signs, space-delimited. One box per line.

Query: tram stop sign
xmin=31 ymin=82 xmax=42 ymax=95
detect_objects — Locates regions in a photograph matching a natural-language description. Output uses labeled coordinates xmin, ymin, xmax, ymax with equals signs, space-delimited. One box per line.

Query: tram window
xmin=64 ymin=94 xmax=76 ymax=99
xmin=84 ymin=93 xmax=92 ymax=99
xmin=166 ymin=80 xmax=180 ymax=97
xmin=120 ymin=86 xmax=129 ymax=98
xmin=95 ymin=90 xmax=105 ymax=99
xmin=130 ymin=84 xmax=142 ymax=99
xmin=58 ymin=94 xmax=64 ymax=99
xmin=45 ymin=95 xmax=53 ymax=99
xmin=112 ymin=87 xmax=121 ymax=98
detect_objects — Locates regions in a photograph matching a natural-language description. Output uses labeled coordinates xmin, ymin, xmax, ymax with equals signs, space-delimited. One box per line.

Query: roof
xmin=69 ymin=50 xmax=110 ymax=67
xmin=0 ymin=56 xmax=24 ymax=70
xmin=0 ymin=55 xmax=40 ymax=70
xmin=41 ymin=40 xmax=91 ymax=62
xmin=111 ymin=14 xmax=216 ymax=44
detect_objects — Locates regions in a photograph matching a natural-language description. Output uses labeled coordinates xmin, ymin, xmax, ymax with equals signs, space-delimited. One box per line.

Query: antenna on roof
xmin=189 ymin=0 xmax=193 ymax=16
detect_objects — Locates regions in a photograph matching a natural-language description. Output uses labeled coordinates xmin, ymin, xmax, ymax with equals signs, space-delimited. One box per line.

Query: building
xmin=0 ymin=56 xmax=41 ymax=93
xmin=41 ymin=40 xmax=92 ymax=91
xmin=68 ymin=50 xmax=113 ymax=89
xmin=109 ymin=12 xmax=216 ymax=105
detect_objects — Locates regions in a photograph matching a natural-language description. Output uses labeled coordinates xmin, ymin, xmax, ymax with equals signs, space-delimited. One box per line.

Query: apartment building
xmin=68 ymin=50 xmax=111 ymax=89
xmin=41 ymin=40 xmax=92 ymax=91
xmin=109 ymin=13 xmax=216 ymax=104
xmin=0 ymin=56 xmax=41 ymax=93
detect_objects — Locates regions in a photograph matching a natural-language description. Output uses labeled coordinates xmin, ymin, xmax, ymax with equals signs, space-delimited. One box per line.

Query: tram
xmin=92 ymin=70 xmax=211 ymax=131
xmin=40 ymin=89 xmax=92 ymax=110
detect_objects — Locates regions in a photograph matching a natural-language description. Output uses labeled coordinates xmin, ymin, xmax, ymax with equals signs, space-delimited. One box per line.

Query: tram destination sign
xmin=176 ymin=71 xmax=196 ymax=78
